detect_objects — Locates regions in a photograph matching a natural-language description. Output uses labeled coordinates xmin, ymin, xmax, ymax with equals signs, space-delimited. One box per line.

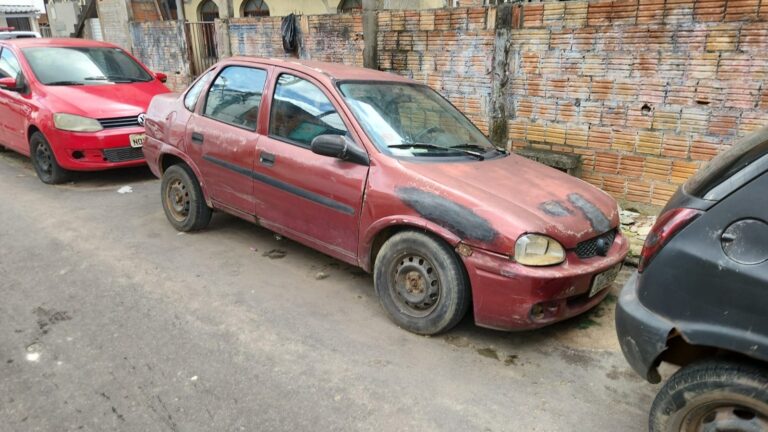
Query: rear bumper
xmin=48 ymin=127 xmax=147 ymax=171
xmin=464 ymin=231 xmax=629 ymax=331
xmin=615 ymin=272 xmax=674 ymax=383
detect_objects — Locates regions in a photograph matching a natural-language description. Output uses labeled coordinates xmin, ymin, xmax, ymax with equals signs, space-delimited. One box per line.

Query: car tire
xmin=649 ymin=358 xmax=768 ymax=432
xmin=374 ymin=231 xmax=470 ymax=335
xmin=161 ymin=164 xmax=212 ymax=232
xmin=30 ymin=132 xmax=70 ymax=184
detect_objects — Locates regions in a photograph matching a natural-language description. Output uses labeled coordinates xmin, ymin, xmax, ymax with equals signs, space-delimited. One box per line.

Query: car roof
xmin=0 ymin=37 xmax=119 ymax=49
xmin=228 ymin=56 xmax=414 ymax=83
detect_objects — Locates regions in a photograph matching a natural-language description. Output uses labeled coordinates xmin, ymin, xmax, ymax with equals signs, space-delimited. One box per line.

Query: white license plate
xmin=129 ymin=133 xmax=146 ymax=148
xmin=589 ymin=263 xmax=622 ymax=297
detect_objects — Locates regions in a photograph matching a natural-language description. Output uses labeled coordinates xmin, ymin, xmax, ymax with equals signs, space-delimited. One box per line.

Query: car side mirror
xmin=155 ymin=72 xmax=168 ymax=83
xmin=311 ymin=134 xmax=369 ymax=166
xmin=0 ymin=77 xmax=18 ymax=91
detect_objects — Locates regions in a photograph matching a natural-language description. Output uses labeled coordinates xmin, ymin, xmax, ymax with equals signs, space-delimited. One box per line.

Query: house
xmin=0 ymin=0 xmax=43 ymax=32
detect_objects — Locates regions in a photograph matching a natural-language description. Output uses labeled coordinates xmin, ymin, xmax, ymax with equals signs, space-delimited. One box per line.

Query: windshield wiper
xmin=84 ymin=75 xmax=145 ymax=83
xmin=46 ymin=81 xmax=84 ymax=86
xmin=451 ymin=143 xmax=508 ymax=155
xmin=388 ymin=143 xmax=484 ymax=160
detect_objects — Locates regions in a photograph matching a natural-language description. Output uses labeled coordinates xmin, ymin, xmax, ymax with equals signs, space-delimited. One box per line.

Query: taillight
xmin=638 ymin=208 xmax=703 ymax=272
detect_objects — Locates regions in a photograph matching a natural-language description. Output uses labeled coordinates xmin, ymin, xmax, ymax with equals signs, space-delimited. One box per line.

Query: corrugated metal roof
xmin=0 ymin=4 xmax=39 ymax=13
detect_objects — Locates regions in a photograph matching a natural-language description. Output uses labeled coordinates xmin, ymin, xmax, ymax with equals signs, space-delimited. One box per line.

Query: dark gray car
xmin=616 ymin=127 xmax=768 ymax=432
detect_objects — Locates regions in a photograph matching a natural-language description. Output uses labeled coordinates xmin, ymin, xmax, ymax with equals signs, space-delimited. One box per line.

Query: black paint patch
xmin=539 ymin=200 xmax=573 ymax=217
xmin=568 ymin=193 xmax=611 ymax=233
xmin=397 ymin=187 xmax=499 ymax=243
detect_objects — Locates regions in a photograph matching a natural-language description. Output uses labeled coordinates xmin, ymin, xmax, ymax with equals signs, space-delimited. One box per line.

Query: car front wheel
xmin=650 ymin=359 xmax=768 ymax=432
xmin=161 ymin=164 xmax=212 ymax=232
xmin=30 ymin=132 xmax=70 ymax=184
xmin=374 ymin=231 xmax=470 ymax=335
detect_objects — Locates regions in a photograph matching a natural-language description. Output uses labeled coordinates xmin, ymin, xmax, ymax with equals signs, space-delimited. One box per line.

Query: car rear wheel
xmin=30 ymin=132 xmax=70 ymax=184
xmin=161 ymin=164 xmax=212 ymax=232
xmin=374 ymin=231 xmax=470 ymax=335
xmin=650 ymin=359 xmax=768 ymax=432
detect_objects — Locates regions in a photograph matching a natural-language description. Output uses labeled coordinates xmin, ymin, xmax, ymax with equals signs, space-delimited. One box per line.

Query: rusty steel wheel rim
xmin=682 ymin=401 xmax=768 ymax=432
xmin=165 ymin=178 xmax=190 ymax=222
xmin=391 ymin=253 xmax=441 ymax=318
xmin=35 ymin=142 xmax=53 ymax=176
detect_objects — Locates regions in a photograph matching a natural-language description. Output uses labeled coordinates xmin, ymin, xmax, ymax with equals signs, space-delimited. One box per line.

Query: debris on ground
xmin=117 ymin=186 xmax=133 ymax=194
xmin=619 ymin=209 xmax=657 ymax=264
xmin=263 ymin=249 xmax=287 ymax=259
xmin=315 ymin=271 xmax=329 ymax=280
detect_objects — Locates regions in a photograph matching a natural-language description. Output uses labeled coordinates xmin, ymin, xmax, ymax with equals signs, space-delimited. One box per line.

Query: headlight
xmin=53 ymin=113 xmax=103 ymax=132
xmin=514 ymin=234 xmax=566 ymax=266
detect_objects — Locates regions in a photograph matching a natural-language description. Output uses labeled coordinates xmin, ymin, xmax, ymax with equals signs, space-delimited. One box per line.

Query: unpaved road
xmin=0 ymin=151 xmax=659 ymax=431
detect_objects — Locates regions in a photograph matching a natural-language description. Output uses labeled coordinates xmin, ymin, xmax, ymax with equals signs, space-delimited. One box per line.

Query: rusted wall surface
xmin=376 ymin=7 xmax=496 ymax=133
xmin=504 ymin=0 xmax=768 ymax=208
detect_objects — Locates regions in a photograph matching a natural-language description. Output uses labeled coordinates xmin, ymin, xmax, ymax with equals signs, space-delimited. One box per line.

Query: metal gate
xmin=185 ymin=22 xmax=218 ymax=76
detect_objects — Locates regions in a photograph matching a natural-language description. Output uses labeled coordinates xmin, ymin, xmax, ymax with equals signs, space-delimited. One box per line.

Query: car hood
xmin=397 ymin=154 xmax=620 ymax=250
xmin=39 ymin=81 xmax=170 ymax=118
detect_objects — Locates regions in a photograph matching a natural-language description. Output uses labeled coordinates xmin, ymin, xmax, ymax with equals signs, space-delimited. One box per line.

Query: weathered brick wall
xmin=229 ymin=14 xmax=364 ymax=66
xmin=377 ymin=7 xmax=496 ymax=133
xmin=131 ymin=0 xmax=161 ymax=23
xmin=301 ymin=13 xmax=364 ymax=65
xmin=130 ymin=21 xmax=191 ymax=91
xmin=230 ymin=17 xmax=291 ymax=58
xmin=504 ymin=0 xmax=768 ymax=208
xmin=97 ymin=0 xmax=133 ymax=51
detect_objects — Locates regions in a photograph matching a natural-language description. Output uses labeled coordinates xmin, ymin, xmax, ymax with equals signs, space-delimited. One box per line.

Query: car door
xmin=0 ymin=45 xmax=29 ymax=151
xmin=185 ymin=64 xmax=269 ymax=216
xmin=253 ymin=71 xmax=369 ymax=263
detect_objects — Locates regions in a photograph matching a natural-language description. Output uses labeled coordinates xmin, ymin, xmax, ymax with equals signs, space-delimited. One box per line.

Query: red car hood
xmin=398 ymin=154 xmax=619 ymax=250
xmin=40 ymin=81 xmax=170 ymax=118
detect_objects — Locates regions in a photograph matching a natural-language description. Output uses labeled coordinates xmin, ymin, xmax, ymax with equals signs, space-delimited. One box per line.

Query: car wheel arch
xmin=158 ymin=151 xmax=211 ymax=207
xmin=657 ymin=330 xmax=767 ymax=375
xmin=361 ymin=217 xmax=463 ymax=273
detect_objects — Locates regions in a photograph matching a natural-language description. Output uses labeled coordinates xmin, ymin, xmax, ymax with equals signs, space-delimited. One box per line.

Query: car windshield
xmin=338 ymin=81 xmax=499 ymax=159
xmin=22 ymin=47 xmax=152 ymax=85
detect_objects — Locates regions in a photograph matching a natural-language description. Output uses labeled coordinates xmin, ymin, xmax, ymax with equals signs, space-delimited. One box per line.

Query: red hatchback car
xmin=144 ymin=58 xmax=629 ymax=334
xmin=0 ymin=38 xmax=170 ymax=183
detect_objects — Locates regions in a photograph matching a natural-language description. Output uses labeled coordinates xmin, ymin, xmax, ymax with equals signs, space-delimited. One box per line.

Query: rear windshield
xmin=22 ymin=47 xmax=152 ymax=85
xmin=685 ymin=126 xmax=768 ymax=199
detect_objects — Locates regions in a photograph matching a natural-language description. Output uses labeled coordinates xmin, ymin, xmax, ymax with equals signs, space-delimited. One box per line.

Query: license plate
xmin=589 ymin=263 xmax=622 ymax=297
xmin=129 ymin=133 xmax=146 ymax=148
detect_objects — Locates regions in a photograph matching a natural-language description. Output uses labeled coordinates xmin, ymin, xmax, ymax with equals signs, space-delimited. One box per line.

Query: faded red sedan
xmin=144 ymin=58 xmax=629 ymax=334
xmin=0 ymin=38 xmax=170 ymax=184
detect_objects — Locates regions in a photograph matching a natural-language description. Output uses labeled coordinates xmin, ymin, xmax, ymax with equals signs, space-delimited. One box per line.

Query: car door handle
xmin=260 ymin=151 xmax=275 ymax=166
xmin=191 ymin=132 xmax=204 ymax=144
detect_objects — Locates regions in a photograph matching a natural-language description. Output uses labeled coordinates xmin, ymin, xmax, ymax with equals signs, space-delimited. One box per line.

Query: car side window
xmin=269 ymin=73 xmax=347 ymax=147
xmin=203 ymin=66 xmax=267 ymax=131
xmin=184 ymin=69 xmax=214 ymax=112
xmin=0 ymin=47 xmax=22 ymax=81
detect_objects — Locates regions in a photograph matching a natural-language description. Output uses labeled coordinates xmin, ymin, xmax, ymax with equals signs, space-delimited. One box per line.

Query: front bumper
xmin=615 ymin=272 xmax=674 ymax=383
xmin=463 ymin=232 xmax=629 ymax=331
xmin=48 ymin=127 xmax=147 ymax=171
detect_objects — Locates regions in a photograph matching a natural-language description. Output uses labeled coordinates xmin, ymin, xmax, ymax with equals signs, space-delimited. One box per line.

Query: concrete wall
xmin=130 ymin=20 xmax=191 ymax=90
xmin=503 ymin=0 xmax=768 ymax=208
xmin=46 ymin=0 xmax=78 ymax=36
xmin=97 ymin=0 xmax=132 ymax=51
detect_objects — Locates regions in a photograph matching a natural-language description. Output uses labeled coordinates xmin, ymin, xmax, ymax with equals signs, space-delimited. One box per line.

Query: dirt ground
xmin=0 ymin=151 xmax=662 ymax=431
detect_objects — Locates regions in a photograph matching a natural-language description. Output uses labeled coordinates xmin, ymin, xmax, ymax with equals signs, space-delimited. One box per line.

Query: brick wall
xmin=131 ymin=0 xmax=161 ymax=23
xmin=377 ymin=8 xmax=496 ymax=133
xmin=130 ymin=21 xmax=191 ymax=91
xmin=504 ymin=0 xmax=768 ymax=208
xmin=230 ymin=17 xmax=291 ymax=58
xmin=97 ymin=0 xmax=132 ymax=50
xmin=229 ymin=14 xmax=364 ymax=66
